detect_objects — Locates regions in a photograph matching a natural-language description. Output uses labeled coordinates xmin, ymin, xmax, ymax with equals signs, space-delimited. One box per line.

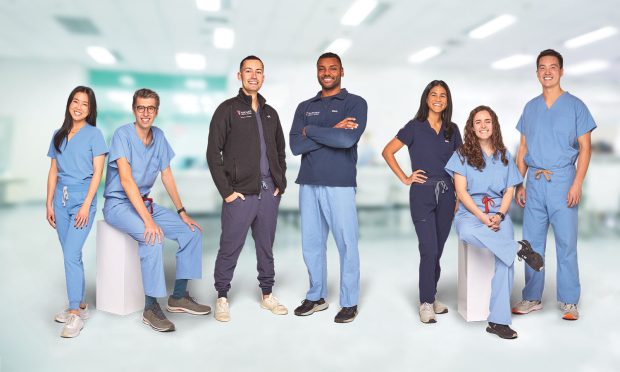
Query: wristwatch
xmin=177 ymin=207 xmax=186 ymax=215
xmin=495 ymin=211 xmax=505 ymax=221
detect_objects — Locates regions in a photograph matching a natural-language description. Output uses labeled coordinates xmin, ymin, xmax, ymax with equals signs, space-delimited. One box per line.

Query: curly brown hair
xmin=457 ymin=105 xmax=508 ymax=170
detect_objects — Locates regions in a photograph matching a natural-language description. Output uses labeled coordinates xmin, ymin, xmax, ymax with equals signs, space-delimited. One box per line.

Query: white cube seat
xmin=457 ymin=240 xmax=494 ymax=322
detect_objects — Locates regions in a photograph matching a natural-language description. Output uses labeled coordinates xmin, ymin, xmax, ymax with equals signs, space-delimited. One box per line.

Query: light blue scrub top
xmin=103 ymin=123 xmax=175 ymax=206
xmin=445 ymin=150 xmax=523 ymax=214
xmin=47 ymin=124 xmax=108 ymax=186
xmin=516 ymin=92 xmax=596 ymax=170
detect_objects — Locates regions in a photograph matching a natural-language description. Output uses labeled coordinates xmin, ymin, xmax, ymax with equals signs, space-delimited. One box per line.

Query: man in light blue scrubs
xmin=512 ymin=49 xmax=596 ymax=321
xmin=103 ymin=88 xmax=209 ymax=332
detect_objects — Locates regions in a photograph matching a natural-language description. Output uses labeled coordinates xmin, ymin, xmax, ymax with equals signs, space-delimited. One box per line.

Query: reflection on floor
xmin=0 ymin=205 xmax=618 ymax=372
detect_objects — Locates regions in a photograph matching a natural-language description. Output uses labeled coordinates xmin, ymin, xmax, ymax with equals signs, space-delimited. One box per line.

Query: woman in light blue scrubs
xmin=46 ymin=86 xmax=108 ymax=338
xmin=445 ymin=106 xmax=543 ymax=339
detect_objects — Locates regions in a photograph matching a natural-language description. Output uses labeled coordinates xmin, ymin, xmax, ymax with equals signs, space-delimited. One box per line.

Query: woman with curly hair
xmin=382 ymin=80 xmax=462 ymax=324
xmin=445 ymin=105 xmax=543 ymax=339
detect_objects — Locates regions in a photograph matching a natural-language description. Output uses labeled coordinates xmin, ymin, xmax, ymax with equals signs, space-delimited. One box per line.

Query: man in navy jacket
xmin=289 ymin=52 xmax=368 ymax=323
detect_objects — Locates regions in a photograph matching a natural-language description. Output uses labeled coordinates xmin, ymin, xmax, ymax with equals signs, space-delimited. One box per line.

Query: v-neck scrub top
xmin=104 ymin=123 xmax=175 ymax=208
xmin=516 ymin=92 xmax=596 ymax=170
xmin=47 ymin=124 xmax=108 ymax=186
xmin=445 ymin=151 xmax=523 ymax=213
xmin=396 ymin=119 xmax=462 ymax=179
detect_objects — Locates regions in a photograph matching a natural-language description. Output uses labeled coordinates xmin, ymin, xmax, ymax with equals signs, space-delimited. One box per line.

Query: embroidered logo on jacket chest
xmin=305 ymin=111 xmax=320 ymax=117
xmin=236 ymin=110 xmax=253 ymax=119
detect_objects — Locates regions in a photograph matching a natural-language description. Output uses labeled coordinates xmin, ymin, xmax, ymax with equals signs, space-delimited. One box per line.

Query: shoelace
xmin=183 ymin=293 xmax=199 ymax=305
xmin=561 ymin=303 xmax=577 ymax=311
xmin=421 ymin=303 xmax=433 ymax=311
xmin=150 ymin=303 xmax=166 ymax=319
xmin=67 ymin=314 xmax=81 ymax=327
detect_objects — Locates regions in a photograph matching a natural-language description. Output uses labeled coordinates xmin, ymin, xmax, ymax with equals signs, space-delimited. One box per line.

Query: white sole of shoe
xmin=142 ymin=317 xmax=175 ymax=332
xmin=296 ymin=302 xmax=329 ymax=316
xmin=260 ymin=303 xmax=289 ymax=315
xmin=166 ymin=305 xmax=211 ymax=315
xmin=60 ymin=324 xmax=84 ymax=338
xmin=214 ymin=313 xmax=231 ymax=322
xmin=512 ymin=303 xmax=543 ymax=314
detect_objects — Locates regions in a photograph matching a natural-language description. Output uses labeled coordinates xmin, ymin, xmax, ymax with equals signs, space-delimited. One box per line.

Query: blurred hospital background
xmin=0 ymin=1 xmax=619 ymax=371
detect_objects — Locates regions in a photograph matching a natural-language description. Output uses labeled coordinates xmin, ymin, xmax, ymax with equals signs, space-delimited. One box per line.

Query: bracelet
xmin=495 ymin=211 xmax=505 ymax=221
xmin=177 ymin=207 xmax=186 ymax=215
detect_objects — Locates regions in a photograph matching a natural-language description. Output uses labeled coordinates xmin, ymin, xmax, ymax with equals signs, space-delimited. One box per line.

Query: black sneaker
xmin=334 ymin=306 xmax=358 ymax=323
xmin=486 ymin=322 xmax=518 ymax=339
xmin=294 ymin=298 xmax=329 ymax=316
xmin=517 ymin=240 xmax=544 ymax=272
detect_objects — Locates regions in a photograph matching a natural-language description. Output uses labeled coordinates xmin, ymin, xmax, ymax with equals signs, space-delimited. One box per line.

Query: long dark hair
xmin=414 ymin=80 xmax=455 ymax=141
xmin=457 ymin=105 xmax=508 ymax=171
xmin=53 ymin=86 xmax=97 ymax=153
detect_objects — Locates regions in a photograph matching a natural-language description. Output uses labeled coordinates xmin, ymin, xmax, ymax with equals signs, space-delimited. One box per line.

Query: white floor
xmin=0 ymin=205 xmax=619 ymax=372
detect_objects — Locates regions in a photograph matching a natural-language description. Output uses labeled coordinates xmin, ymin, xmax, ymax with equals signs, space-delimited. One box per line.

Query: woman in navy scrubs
xmin=382 ymin=80 xmax=462 ymax=323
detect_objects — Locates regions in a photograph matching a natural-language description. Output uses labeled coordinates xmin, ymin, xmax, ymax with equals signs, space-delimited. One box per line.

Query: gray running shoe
xmin=167 ymin=292 xmax=211 ymax=315
xmin=143 ymin=302 xmax=175 ymax=332
xmin=55 ymin=304 xmax=90 ymax=323
xmin=560 ymin=302 xmax=579 ymax=320
xmin=60 ymin=314 xmax=84 ymax=338
xmin=512 ymin=300 xmax=543 ymax=314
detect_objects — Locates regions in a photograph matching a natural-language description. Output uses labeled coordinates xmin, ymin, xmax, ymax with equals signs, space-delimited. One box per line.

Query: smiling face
xmin=133 ymin=97 xmax=158 ymax=130
xmin=472 ymin=110 xmax=493 ymax=141
xmin=238 ymin=59 xmax=264 ymax=94
xmin=426 ymin=85 xmax=448 ymax=115
xmin=317 ymin=57 xmax=343 ymax=92
xmin=537 ymin=55 xmax=563 ymax=89
xmin=69 ymin=92 xmax=90 ymax=123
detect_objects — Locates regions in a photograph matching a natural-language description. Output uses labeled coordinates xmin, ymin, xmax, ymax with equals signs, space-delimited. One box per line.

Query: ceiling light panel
xmin=564 ymin=26 xmax=618 ymax=48
xmin=491 ymin=54 xmax=534 ymax=70
xmin=408 ymin=46 xmax=442 ymax=63
xmin=214 ymin=28 xmax=235 ymax=49
xmin=87 ymin=46 xmax=116 ymax=65
xmin=469 ymin=14 xmax=516 ymax=39
xmin=341 ymin=0 xmax=378 ymax=26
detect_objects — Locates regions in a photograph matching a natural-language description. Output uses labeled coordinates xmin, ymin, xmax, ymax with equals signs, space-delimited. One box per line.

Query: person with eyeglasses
xmin=103 ymin=88 xmax=209 ymax=332
xmin=206 ymin=56 xmax=288 ymax=322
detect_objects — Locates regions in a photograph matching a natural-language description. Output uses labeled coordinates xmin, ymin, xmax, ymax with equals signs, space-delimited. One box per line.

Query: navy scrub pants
xmin=214 ymin=179 xmax=281 ymax=296
xmin=410 ymin=178 xmax=455 ymax=304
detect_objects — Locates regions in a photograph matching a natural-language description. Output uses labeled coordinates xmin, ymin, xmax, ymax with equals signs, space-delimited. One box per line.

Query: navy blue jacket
xmin=289 ymin=89 xmax=367 ymax=187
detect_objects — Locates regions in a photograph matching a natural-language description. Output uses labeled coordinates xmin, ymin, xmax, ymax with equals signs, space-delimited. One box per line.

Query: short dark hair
xmin=132 ymin=88 xmax=160 ymax=108
xmin=537 ymin=49 xmax=563 ymax=69
xmin=317 ymin=52 xmax=342 ymax=67
xmin=239 ymin=55 xmax=263 ymax=71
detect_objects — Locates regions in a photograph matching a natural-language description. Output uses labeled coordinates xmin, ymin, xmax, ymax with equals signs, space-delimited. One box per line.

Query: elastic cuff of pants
xmin=261 ymin=287 xmax=272 ymax=296
xmin=217 ymin=291 xmax=228 ymax=298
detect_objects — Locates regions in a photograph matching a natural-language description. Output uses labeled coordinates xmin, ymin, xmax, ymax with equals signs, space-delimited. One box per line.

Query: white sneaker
xmin=260 ymin=294 xmax=288 ymax=315
xmin=60 ymin=314 xmax=84 ymax=338
xmin=511 ymin=300 xmax=543 ymax=315
xmin=419 ymin=302 xmax=436 ymax=323
xmin=214 ymin=297 xmax=231 ymax=322
xmin=55 ymin=304 xmax=90 ymax=323
xmin=559 ymin=303 xmax=579 ymax=321
xmin=433 ymin=299 xmax=448 ymax=314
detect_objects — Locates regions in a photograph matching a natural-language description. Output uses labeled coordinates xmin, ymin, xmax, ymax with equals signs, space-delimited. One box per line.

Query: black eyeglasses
xmin=136 ymin=105 xmax=157 ymax=114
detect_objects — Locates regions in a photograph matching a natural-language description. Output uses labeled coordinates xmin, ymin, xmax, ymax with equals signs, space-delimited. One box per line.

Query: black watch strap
xmin=495 ymin=211 xmax=505 ymax=221
xmin=177 ymin=207 xmax=186 ymax=215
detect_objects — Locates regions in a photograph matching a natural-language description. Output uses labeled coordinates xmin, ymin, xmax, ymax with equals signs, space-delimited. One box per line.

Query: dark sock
xmin=261 ymin=287 xmax=272 ymax=296
xmin=218 ymin=291 xmax=228 ymax=298
xmin=145 ymin=295 xmax=157 ymax=310
xmin=172 ymin=279 xmax=188 ymax=299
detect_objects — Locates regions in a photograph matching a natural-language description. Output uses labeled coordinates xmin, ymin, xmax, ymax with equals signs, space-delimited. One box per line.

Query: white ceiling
xmin=0 ymin=0 xmax=618 ymax=82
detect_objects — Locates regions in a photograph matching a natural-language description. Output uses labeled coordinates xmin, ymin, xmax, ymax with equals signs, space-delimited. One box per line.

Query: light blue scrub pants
xmin=456 ymin=212 xmax=517 ymax=325
xmin=522 ymin=166 xmax=580 ymax=304
xmin=53 ymin=183 xmax=96 ymax=310
xmin=300 ymin=185 xmax=360 ymax=308
xmin=103 ymin=201 xmax=202 ymax=298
